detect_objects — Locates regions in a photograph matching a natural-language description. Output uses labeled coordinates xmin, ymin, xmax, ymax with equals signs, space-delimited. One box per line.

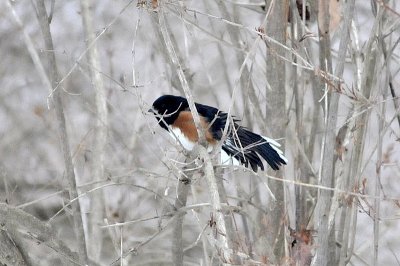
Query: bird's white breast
xmin=169 ymin=127 xmax=240 ymax=166
xmin=169 ymin=127 xmax=195 ymax=150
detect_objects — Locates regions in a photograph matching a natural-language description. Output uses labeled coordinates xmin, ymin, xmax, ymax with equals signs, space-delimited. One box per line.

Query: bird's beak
xmin=148 ymin=108 xmax=156 ymax=115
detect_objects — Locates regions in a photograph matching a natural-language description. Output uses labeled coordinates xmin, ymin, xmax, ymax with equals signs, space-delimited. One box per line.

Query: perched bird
xmin=149 ymin=95 xmax=287 ymax=172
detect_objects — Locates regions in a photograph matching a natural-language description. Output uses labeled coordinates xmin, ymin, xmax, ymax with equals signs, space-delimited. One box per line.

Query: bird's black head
xmin=150 ymin=95 xmax=189 ymax=130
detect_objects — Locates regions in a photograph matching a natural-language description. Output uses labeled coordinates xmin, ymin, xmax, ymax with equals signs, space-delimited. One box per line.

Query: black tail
xmin=221 ymin=127 xmax=287 ymax=172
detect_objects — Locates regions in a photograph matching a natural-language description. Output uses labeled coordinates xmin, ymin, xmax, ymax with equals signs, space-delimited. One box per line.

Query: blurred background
xmin=1 ymin=0 xmax=400 ymax=265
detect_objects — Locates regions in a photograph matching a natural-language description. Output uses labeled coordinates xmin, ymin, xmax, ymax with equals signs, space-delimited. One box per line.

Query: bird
xmin=149 ymin=95 xmax=287 ymax=172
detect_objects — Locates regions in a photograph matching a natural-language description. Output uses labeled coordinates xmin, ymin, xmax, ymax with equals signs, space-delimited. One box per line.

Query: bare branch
xmin=79 ymin=0 xmax=108 ymax=261
xmin=313 ymin=1 xmax=355 ymax=265
xmin=33 ymin=0 xmax=88 ymax=263
xmin=157 ymin=1 xmax=233 ymax=262
xmin=0 ymin=203 xmax=79 ymax=265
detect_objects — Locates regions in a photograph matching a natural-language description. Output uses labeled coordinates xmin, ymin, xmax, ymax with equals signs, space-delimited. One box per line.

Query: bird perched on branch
xmin=149 ymin=95 xmax=287 ymax=172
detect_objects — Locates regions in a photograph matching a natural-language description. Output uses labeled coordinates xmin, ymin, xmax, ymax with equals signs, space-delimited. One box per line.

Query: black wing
xmin=223 ymin=126 xmax=287 ymax=171
xmin=195 ymin=103 xmax=286 ymax=171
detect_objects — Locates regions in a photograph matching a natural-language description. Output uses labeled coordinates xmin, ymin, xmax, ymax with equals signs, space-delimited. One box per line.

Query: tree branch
xmin=79 ymin=0 xmax=108 ymax=261
xmin=34 ymin=0 xmax=88 ymax=264
xmin=313 ymin=0 xmax=355 ymax=265
xmin=157 ymin=1 xmax=232 ymax=262
xmin=0 ymin=203 xmax=79 ymax=265
xmin=264 ymin=0 xmax=288 ymax=261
